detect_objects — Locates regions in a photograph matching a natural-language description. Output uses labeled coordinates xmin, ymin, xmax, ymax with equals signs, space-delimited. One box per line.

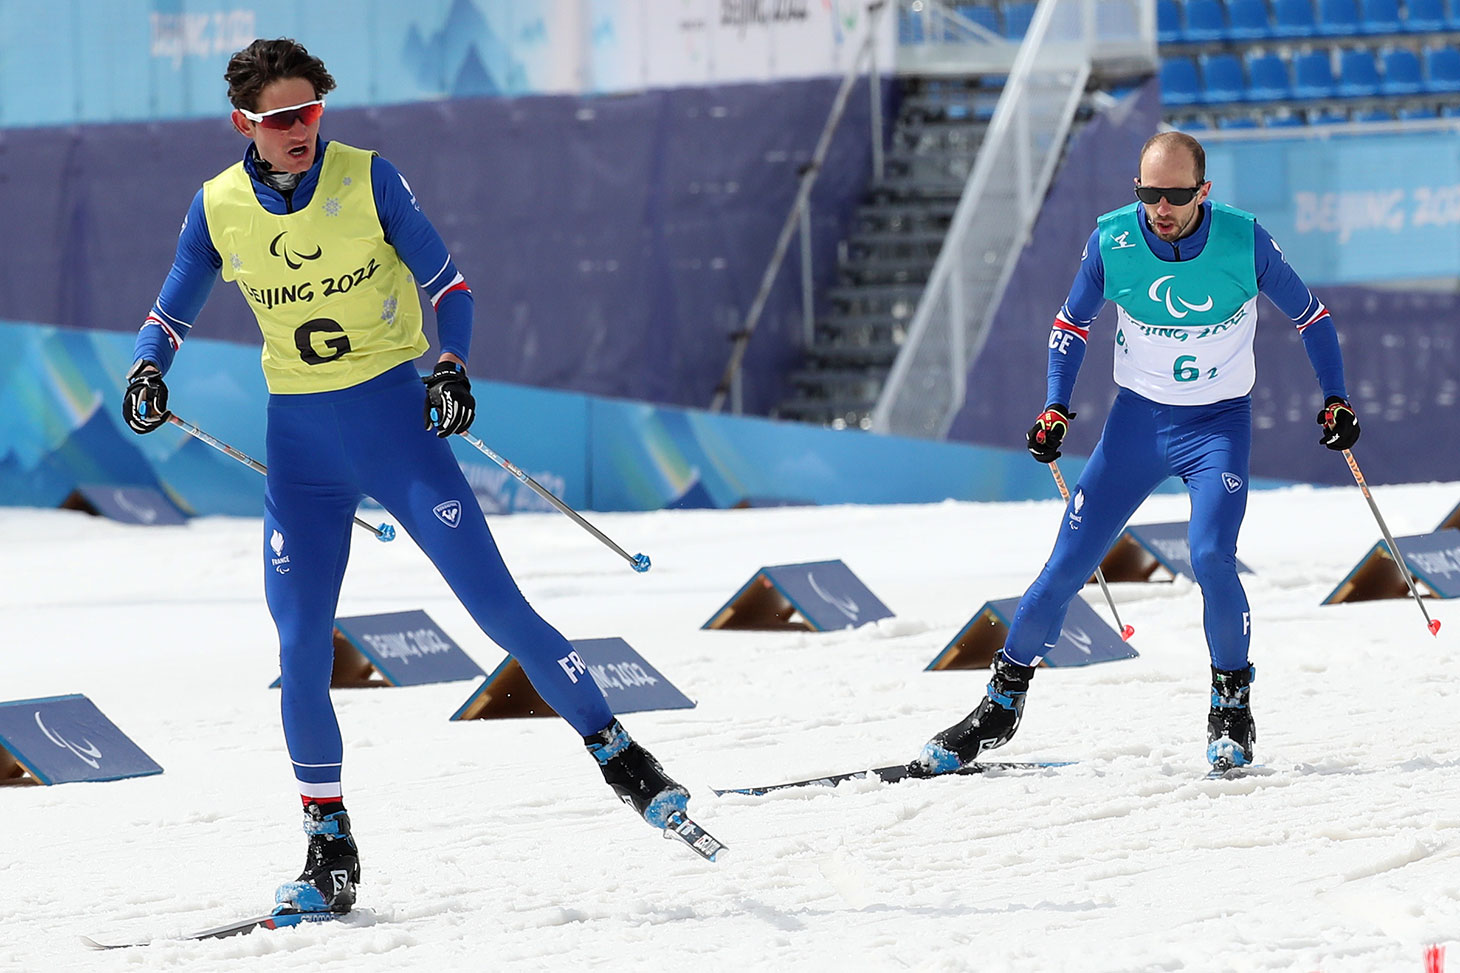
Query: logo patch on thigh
xmin=433 ymin=500 xmax=462 ymax=527
xmin=1222 ymin=472 xmax=1243 ymax=493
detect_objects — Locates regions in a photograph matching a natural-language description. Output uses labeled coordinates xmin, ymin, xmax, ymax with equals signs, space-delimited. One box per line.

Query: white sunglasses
xmin=237 ymin=99 xmax=325 ymax=130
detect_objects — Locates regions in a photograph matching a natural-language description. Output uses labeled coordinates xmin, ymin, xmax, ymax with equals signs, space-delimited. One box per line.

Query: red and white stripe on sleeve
xmin=1295 ymin=301 xmax=1329 ymax=334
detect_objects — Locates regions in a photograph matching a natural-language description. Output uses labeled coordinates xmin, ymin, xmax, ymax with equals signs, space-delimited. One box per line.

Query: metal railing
xmin=870 ymin=0 xmax=1154 ymax=438
xmin=709 ymin=1 xmax=889 ymax=415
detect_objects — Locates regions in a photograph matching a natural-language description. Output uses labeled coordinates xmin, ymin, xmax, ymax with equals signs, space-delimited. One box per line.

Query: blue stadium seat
xmin=1183 ymin=0 xmax=1229 ymax=39
xmin=1201 ymin=53 xmax=1247 ymax=102
xmin=1272 ymin=0 xmax=1319 ymax=35
xmin=1002 ymin=1 xmax=1036 ymax=36
xmin=1292 ymin=49 xmax=1338 ymax=95
xmin=1403 ymin=0 xmax=1446 ymax=30
xmin=1318 ymin=0 xmax=1361 ymax=33
xmin=1161 ymin=56 xmax=1203 ymax=105
xmin=1158 ymin=0 xmax=1185 ymax=41
xmin=956 ymin=4 xmax=1002 ymax=34
xmin=1359 ymin=0 xmax=1402 ymax=32
xmin=1425 ymin=46 xmax=1460 ymax=92
xmin=1217 ymin=114 xmax=1260 ymax=128
xmin=1399 ymin=104 xmax=1437 ymax=119
xmin=1381 ymin=48 xmax=1424 ymax=94
xmin=1311 ymin=107 xmax=1351 ymax=123
xmin=1354 ymin=106 xmax=1395 ymax=121
xmin=1246 ymin=51 xmax=1293 ymax=99
xmin=1337 ymin=48 xmax=1382 ymax=95
xmin=1176 ymin=115 xmax=1212 ymax=130
xmin=1226 ymin=0 xmax=1274 ymax=36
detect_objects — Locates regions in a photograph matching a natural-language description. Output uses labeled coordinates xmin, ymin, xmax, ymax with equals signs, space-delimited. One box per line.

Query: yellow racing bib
xmin=203 ymin=141 xmax=427 ymax=393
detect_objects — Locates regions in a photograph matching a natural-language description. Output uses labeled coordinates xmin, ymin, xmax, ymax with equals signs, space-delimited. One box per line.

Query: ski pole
xmin=1341 ymin=449 xmax=1440 ymax=636
xmin=459 ymin=433 xmax=650 ymax=573
xmin=1049 ymin=460 xmax=1134 ymax=640
xmin=166 ymin=415 xmax=396 ymax=542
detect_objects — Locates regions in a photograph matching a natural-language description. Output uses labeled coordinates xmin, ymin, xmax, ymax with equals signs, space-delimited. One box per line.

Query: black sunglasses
xmin=1135 ymin=184 xmax=1202 ymax=206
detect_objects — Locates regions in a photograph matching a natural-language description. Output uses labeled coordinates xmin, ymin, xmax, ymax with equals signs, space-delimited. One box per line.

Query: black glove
xmin=1317 ymin=395 xmax=1360 ymax=451
xmin=423 ymin=360 xmax=475 ymax=437
xmin=122 ymin=360 xmax=171 ymax=434
xmin=1027 ymin=404 xmax=1074 ymax=463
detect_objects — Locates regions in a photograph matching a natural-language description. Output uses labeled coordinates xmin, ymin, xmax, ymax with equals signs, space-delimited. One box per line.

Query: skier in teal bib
xmin=914 ymin=132 xmax=1361 ymax=775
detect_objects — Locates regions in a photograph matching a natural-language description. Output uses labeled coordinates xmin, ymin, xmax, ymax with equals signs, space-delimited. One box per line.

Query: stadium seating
xmin=1404 ymin=0 xmax=1446 ymax=31
xmin=1380 ymin=48 xmax=1424 ymax=95
xmin=1183 ymin=0 xmax=1229 ymax=39
xmin=1202 ymin=52 xmax=1248 ymax=101
xmin=1272 ymin=0 xmax=1319 ymax=35
xmin=1246 ymin=51 xmax=1293 ymax=99
xmin=1427 ymin=46 xmax=1460 ymax=92
xmin=1226 ymin=0 xmax=1274 ymax=38
xmin=1317 ymin=0 xmax=1361 ymax=35
xmin=1337 ymin=48 xmax=1382 ymax=96
xmin=965 ymin=0 xmax=1460 ymax=130
xmin=1161 ymin=56 xmax=1203 ymax=104
xmin=1358 ymin=0 xmax=1401 ymax=33
xmin=1293 ymin=49 xmax=1338 ymax=96
xmin=1158 ymin=0 xmax=1184 ymax=41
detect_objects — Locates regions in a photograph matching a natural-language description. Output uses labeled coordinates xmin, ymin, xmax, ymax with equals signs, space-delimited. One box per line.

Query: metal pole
xmin=460 ymin=433 xmax=651 ymax=573
xmin=1342 ymin=449 xmax=1441 ymax=635
xmin=868 ymin=5 xmax=884 ymax=184
xmin=167 ymin=415 xmax=395 ymax=542
xmin=1049 ymin=459 xmax=1134 ymax=640
xmin=799 ymin=197 xmax=815 ymax=348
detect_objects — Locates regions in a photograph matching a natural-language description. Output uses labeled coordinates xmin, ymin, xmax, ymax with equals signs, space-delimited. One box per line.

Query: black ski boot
xmin=913 ymin=652 xmax=1036 ymax=775
xmin=585 ymin=719 xmax=689 ymax=829
xmin=1207 ymin=664 xmax=1256 ymax=772
xmin=274 ymin=803 xmax=360 ymax=914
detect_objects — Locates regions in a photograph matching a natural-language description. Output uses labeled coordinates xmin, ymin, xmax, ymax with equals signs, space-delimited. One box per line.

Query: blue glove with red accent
xmin=1027 ymin=404 xmax=1073 ymax=463
xmin=423 ymin=360 xmax=475 ymax=437
xmin=1317 ymin=395 xmax=1360 ymax=450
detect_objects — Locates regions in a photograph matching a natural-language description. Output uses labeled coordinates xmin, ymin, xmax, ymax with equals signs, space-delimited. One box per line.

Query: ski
xmin=663 ymin=809 xmax=727 ymax=862
xmin=81 ymin=908 xmax=347 ymax=950
xmin=711 ymin=759 xmax=1074 ymax=797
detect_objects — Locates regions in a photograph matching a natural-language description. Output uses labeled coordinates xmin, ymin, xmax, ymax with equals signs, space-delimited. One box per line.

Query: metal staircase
xmin=775 ymin=76 xmax=1001 ymax=429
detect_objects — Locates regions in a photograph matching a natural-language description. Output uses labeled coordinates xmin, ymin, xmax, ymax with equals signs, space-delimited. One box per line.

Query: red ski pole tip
xmin=1120 ymin=625 xmax=1135 ymax=641
xmin=1429 ymin=619 xmax=1442 ymax=636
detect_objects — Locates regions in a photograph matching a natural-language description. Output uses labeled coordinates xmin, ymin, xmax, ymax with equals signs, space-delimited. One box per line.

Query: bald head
xmin=1139 ymin=131 xmax=1206 ymax=184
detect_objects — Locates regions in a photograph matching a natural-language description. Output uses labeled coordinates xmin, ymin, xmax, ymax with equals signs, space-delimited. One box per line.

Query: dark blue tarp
xmin=0 ymin=79 xmax=892 ymax=417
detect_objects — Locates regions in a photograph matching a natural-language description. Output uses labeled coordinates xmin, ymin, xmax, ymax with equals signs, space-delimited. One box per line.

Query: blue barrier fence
xmin=1 ymin=319 xmax=1111 ymax=517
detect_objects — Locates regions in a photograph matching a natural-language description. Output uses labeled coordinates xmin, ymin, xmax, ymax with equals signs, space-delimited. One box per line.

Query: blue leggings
xmin=263 ymin=364 xmax=613 ymax=796
xmin=1003 ymin=389 xmax=1253 ymax=671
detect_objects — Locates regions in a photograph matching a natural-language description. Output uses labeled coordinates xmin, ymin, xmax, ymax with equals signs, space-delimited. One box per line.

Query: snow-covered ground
xmin=1 ymin=480 xmax=1457 ymax=972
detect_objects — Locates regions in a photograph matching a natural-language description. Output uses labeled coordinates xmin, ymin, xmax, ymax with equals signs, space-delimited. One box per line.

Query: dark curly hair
xmin=224 ymin=38 xmax=336 ymax=111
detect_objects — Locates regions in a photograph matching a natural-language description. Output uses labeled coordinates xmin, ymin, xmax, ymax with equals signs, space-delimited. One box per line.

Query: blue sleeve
xmin=131 ymin=190 xmax=221 ymax=376
xmin=1045 ymin=228 xmax=1103 ymax=408
xmin=1253 ymin=221 xmax=1347 ymax=400
xmin=372 ymin=155 xmax=473 ymax=363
